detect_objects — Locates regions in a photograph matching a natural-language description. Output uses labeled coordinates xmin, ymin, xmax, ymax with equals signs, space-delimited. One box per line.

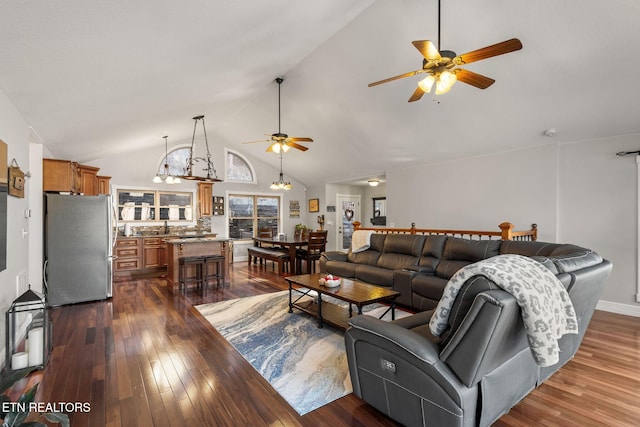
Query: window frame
xmin=227 ymin=191 xmax=282 ymax=241
xmin=225 ymin=148 xmax=257 ymax=184
xmin=156 ymin=144 xmax=193 ymax=177
xmin=114 ymin=185 xmax=197 ymax=225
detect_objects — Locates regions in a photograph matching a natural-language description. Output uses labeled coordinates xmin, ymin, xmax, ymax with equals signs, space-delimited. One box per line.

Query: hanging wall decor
xmin=8 ymin=159 xmax=25 ymax=198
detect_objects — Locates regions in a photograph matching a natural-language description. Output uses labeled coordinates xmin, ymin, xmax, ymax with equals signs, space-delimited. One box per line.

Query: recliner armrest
xmin=320 ymin=251 xmax=348 ymax=262
xmin=347 ymin=315 xmax=440 ymax=365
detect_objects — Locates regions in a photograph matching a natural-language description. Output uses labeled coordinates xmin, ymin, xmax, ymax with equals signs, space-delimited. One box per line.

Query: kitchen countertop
xmin=163 ymin=235 xmax=227 ymax=244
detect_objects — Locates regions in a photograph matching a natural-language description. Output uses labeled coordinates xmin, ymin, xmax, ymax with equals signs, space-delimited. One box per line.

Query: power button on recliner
xmin=382 ymin=359 xmax=396 ymax=373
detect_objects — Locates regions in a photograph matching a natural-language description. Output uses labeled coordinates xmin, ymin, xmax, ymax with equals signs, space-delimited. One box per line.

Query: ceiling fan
xmin=368 ymin=0 xmax=522 ymax=102
xmin=243 ymin=77 xmax=313 ymax=153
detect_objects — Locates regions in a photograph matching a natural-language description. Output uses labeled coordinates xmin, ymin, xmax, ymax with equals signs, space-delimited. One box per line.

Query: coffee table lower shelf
xmin=291 ymin=298 xmax=355 ymax=330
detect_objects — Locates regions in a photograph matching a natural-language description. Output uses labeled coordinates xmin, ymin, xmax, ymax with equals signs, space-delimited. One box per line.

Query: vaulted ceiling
xmin=1 ymin=0 xmax=639 ymax=186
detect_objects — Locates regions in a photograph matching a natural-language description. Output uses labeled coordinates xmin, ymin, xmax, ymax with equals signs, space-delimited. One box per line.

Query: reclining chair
xmin=345 ymin=247 xmax=612 ymax=427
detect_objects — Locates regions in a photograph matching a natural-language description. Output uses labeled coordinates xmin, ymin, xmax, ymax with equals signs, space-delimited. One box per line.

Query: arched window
xmin=158 ymin=146 xmax=191 ymax=176
xmin=225 ymin=149 xmax=256 ymax=183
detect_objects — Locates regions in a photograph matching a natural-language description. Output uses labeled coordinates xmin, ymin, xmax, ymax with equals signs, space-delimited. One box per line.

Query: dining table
xmin=252 ymin=235 xmax=309 ymax=275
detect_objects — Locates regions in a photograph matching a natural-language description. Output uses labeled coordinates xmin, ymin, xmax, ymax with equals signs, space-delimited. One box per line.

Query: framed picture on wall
xmin=308 ymin=198 xmax=319 ymax=213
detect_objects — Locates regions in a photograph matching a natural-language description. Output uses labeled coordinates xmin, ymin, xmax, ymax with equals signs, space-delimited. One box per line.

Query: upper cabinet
xmin=78 ymin=164 xmax=99 ymax=195
xmin=44 ymin=158 xmax=108 ymax=195
xmin=43 ymin=159 xmax=81 ymax=193
xmin=198 ymin=182 xmax=213 ymax=217
xmin=97 ymin=176 xmax=111 ymax=195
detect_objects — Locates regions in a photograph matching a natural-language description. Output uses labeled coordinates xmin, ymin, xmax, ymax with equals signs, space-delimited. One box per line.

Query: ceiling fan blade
xmin=286 ymin=141 xmax=309 ymax=151
xmin=412 ymin=40 xmax=441 ymax=60
xmin=455 ymin=69 xmax=495 ymax=89
xmin=456 ymin=38 xmax=522 ymax=65
xmin=368 ymin=70 xmax=423 ymax=87
xmin=408 ymin=86 xmax=426 ymax=102
xmin=289 ymin=137 xmax=313 ymax=142
xmin=242 ymin=139 xmax=271 ymax=144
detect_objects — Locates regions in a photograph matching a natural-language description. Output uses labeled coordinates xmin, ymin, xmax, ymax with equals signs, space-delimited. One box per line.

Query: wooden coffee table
xmin=285 ymin=273 xmax=400 ymax=330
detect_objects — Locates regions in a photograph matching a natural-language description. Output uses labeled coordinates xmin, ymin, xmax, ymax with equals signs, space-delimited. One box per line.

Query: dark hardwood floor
xmin=11 ymin=262 xmax=640 ymax=426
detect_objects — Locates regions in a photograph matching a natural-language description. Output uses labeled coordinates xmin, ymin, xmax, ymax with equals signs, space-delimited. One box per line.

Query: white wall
xmin=387 ymin=137 xmax=640 ymax=314
xmin=0 ymin=88 xmax=36 ymax=364
xmin=558 ymin=134 xmax=639 ymax=313
xmin=387 ymin=144 xmax=558 ymax=241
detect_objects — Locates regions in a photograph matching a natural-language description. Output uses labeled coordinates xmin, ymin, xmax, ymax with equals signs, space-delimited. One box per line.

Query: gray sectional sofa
xmin=321 ymin=233 xmax=505 ymax=311
xmin=322 ymin=233 xmax=612 ymax=426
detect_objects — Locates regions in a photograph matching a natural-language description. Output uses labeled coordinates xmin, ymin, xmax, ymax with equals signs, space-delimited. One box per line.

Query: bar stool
xmin=179 ymin=256 xmax=206 ymax=292
xmin=204 ymin=255 xmax=226 ymax=290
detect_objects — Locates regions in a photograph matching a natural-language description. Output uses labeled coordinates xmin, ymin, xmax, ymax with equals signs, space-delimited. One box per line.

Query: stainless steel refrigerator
xmin=44 ymin=194 xmax=114 ymax=306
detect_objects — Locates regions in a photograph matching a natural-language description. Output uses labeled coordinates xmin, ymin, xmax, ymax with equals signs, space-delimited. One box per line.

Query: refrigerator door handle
xmin=111 ymin=196 xmax=118 ymax=248
xmin=43 ymin=259 xmax=48 ymax=295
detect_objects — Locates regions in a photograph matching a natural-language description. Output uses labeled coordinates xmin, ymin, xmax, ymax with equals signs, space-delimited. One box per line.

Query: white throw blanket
xmin=429 ymin=254 xmax=578 ymax=367
xmin=351 ymin=230 xmax=374 ymax=253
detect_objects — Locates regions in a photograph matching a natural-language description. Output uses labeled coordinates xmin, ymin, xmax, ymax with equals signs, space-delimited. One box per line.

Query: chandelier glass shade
xmin=271 ymin=151 xmax=292 ymax=190
xmin=181 ymin=115 xmax=222 ymax=182
xmin=153 ymin=136 xmax=181 ymax=184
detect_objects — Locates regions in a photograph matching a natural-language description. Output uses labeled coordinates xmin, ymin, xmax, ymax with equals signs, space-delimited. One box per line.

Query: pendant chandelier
xmin=181 ymin=115 xmax=222 ymax=182
xmin=153 ymin=136 xmax=181 ymax=184
xmin=270 ymin=151 xmax=292 ymax=190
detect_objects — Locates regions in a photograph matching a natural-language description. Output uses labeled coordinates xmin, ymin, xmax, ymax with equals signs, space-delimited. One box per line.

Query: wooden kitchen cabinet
xmin=78 ymin=164 xmax=100 ymax=195
xmin=97 ymin=176 xmax=111 ymax=194
xmin=142 ymin=237 xmax=167 ymax=270
xmin=197 ymin=182 xmax=213 ymax=217
xmin=114 ymin=237 xmax=141 ymax=275
xmin=44 ymin=158 xmax=104 ymax=195
xmin=43 ymin=159 xmax=81 ymax=193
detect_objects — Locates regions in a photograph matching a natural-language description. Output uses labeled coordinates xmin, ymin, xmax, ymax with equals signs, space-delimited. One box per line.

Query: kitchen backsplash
xmin=116 ymin=216 xmax=213 ymax=236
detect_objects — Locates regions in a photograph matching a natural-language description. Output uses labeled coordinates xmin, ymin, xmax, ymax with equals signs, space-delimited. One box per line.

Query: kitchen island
xmin=164 ymin=236 xmax=231 ymax=294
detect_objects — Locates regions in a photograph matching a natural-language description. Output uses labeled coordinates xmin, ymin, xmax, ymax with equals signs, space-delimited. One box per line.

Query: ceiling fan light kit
xmin=268 ymin=140 xmax=291 ymax=153
xmin=369 ymin=0 xmax=522 ymax=102
xmin=242 ymin=77 xmax=313 ymax=152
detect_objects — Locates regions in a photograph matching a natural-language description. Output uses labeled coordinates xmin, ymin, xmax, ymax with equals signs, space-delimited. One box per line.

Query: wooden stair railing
xmin=352 ymin=221 xmax=537 ymax=241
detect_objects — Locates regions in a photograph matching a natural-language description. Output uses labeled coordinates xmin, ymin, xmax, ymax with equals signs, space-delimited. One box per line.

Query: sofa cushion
xmin=377 ymin=252 xmax=421 ymax=270
xmin=347 ymin=250 xmax=381 ymax=266
xmin=435 ymin=238 xmax=501 ymax=279
xmin=500 ymin=240 xmax=563 ymax=257
xmin=417 ymin=235 xmax=448 ymax=270
xmin=409 ymin=274 xmax=449 ymax=309
xmin=324 ymin=260 xmax=358 ymax=278
xmin=355 ymin=264 xmax=394 ymax=287
xmin=549 ymin=245 xmax=603 ymax=273
xmin=382 ymin=234 xmax=426 ymax=257
xmin=376 ymin=234 xmax=425 ymax=270
xmin=501 ymin=241 xmax=603 ymax=274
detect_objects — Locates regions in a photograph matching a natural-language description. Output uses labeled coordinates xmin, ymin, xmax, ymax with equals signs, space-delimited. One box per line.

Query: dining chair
xmin=295 ymin=230 xmax=328 ymax=274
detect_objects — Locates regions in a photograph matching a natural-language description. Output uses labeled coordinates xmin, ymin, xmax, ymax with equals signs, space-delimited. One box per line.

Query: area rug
xmin=195 ymin=290 xmax=410 ymax=415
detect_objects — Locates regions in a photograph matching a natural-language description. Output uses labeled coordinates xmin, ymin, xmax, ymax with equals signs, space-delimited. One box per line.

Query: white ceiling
xmin=1 ymin=0 xmax=639 ymax=186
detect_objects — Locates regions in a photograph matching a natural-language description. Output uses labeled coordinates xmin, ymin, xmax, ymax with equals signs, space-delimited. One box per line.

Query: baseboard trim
xmin=596 ymin=300 xmax=640 ymax=317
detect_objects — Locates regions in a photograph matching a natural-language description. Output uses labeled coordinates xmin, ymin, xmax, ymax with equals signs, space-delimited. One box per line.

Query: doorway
xmin=336 ymin=194 xmax=361 ymax=251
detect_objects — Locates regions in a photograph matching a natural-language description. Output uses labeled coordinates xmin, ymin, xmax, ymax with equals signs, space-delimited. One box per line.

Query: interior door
xmin=336 ymin=194 xmax=361 ymax=251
